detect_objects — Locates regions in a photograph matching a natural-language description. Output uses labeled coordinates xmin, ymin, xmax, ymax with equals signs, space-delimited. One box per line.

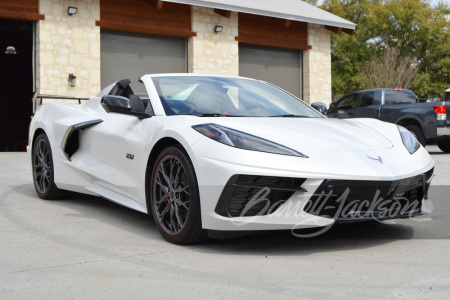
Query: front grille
xmin=304 ymin=168 xmax=434 ymax=221
xmin=215 ymin=175 xmax=307 ymax=217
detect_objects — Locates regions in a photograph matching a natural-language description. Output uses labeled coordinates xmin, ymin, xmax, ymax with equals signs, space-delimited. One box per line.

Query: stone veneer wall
xmin=189 ymin=7 xmax=239 ymax=76
xmin=303 ymin=23 xmax=332 ymax=105
xmin=35 ymin=2 xmax=332 ymax=105
xmin=37 ymin=0 xmax=100 ymax=101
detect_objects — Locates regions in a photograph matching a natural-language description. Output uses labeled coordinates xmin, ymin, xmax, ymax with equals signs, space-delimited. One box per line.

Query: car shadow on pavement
xmin=198 ymin=222 xmax=415 ymax=256
xmin=427 ymin=151 xmax=448 ymax=155
xmin=9 ymin=183 xmax=433 ymax=257
xmin=9 ymin=183 xmax=159 ymax=238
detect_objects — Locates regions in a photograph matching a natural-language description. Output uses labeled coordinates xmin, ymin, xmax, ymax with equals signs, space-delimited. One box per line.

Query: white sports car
xmin=28 ymin=74 xmax=435 ymax=244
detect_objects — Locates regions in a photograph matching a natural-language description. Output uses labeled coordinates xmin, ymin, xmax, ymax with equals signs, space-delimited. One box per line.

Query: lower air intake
xmin=215 ymin=175 xmax=307 ymax=217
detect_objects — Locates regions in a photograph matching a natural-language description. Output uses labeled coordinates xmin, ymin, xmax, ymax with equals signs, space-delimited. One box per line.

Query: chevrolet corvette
xmin=28 ymin=74 xmax=435 ymax=244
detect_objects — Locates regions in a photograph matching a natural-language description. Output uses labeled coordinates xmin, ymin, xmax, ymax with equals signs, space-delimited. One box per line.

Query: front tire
xmin=32 ymin=133 xmax=67 ymax=199
xmin=405 ymin=125 xmax=426 ymax=147
xmin=437 ymin=138 xmax=450 ymax=153
xmin=150 ymin=146 xmax=206 ymax=244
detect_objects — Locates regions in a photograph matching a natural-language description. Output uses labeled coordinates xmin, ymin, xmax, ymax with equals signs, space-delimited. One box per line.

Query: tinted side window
xmin=337 ymin=94 xmax=357 ymax=109
xmin=360 ymin=90 xmax=382 ymax=107
xmin=360 ymin=92 xmax=374 ymax=107
xmin=385 ymin=90 xmax=417 ymax=105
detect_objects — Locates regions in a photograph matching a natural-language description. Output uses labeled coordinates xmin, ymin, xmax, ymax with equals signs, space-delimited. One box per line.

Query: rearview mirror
xmin=101 ymin=95 xmax=132 ymax=113
xmin=311 ymin=102 xmax=327 ymax=114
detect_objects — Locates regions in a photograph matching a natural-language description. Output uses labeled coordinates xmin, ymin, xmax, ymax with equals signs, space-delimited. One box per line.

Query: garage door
xmin=239 ymin=44 xmax=302 ymax=98
xmin=101 ymin=30 xmax=187 ymax=93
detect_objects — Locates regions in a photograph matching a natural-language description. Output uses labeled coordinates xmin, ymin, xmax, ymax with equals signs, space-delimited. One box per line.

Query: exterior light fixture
xmin=214 ymin=25 xmax=224 ymax=33
xmin=68 ymin=74 xmax=77 ymax=87
xmin=67 ymin=7 xmax=77 ymax=16
xmin=5 ymin=46 xmax=17 ymax=55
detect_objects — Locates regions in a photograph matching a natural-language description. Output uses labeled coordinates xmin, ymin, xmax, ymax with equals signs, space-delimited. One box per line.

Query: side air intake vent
xmin=215 ymin=175 xmax=307 ymax=217
xmin=62 ymin=119 xmax=103 ymax=160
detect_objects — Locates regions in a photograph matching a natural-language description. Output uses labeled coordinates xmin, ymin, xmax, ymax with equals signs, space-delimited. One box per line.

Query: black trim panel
xmin=61 ymin=119 xmax=103 ymax=160
xmin=215 ymin=175 xmax=307 ymax=217
xmin=304 ymin=168 xmax=434 ymax=221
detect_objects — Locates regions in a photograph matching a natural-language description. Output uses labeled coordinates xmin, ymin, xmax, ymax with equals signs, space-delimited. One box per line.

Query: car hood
xmin=197 ymin=117 xmax=394 ymax=152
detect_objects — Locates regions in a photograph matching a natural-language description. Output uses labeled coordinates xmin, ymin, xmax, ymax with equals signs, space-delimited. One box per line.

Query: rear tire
xmin=32 ymin=133 xmax=68 ymax=199
xmin=405 ymin=125 xmax=426 ymax=147
xmin=150 ymin=146 xmax=206 ymax=244
xmin=437 ymin=138 xmax=450 ymax=153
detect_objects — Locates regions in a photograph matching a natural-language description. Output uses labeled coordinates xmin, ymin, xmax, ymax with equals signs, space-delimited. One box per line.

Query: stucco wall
xmin=37 ymin=0 xmax=100 ymax=100
xmin=189 ymin=7 xmax=239 ymax=76
xmin=303 ymin=23 xmax=332 ymax=105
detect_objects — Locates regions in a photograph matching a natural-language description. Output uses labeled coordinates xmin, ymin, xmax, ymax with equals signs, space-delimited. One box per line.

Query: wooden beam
xmin=0 ymin=1 xmax=45 ymax=21
xmin=95 ymin=20 xmax=196 ymax=38
xmin=270 ymin=17 xmax=291 ymax=27
xmin=238 ymin=13 xmax=309 ymax=50
xmin=0 ymin=10 xmax=45 ymax=21
xmin=236 ymin=34 xmax=312 ymax=50
xmin=342 ymin=28 xmax=355 ymax=36
xmin=214 ymin=9 xmax=231 ymax=18
xmin=144 ymin=0 xmax=163 ymax=9
xmin=325 ymin=25 xmax=342 ymax=34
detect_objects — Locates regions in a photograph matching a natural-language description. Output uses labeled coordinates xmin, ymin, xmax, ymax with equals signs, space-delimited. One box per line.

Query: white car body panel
xmin=28 ymin=74 xmax=435 ymax=231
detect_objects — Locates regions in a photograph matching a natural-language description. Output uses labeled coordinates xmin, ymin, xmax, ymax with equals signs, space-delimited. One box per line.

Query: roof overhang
xmin=161 ymin=0 xmax=356 ymax=33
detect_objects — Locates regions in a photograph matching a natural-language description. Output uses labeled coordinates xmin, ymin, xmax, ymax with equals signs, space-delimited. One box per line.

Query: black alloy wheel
xmin=150 ymin=146 xmax=206 ymax=244
xmin=32 ymin=133 xmax=67 ymax=199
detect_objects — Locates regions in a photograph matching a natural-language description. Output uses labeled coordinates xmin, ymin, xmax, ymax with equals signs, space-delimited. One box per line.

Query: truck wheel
xmin=437 ymin=139 xmax=450 ymax=153
xmin=405 ymin=125 xmax=426 ymax=147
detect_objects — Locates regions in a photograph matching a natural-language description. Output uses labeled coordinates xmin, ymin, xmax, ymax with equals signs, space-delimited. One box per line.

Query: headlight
xmin=397 ymin=125 xmax=420 ymax=154
xmin=192 ymin=123 xmax=308 ymax=157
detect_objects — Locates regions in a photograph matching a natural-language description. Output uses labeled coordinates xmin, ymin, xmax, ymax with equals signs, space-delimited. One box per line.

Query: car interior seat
xmin=128 ymin=94 xmax=145 ymax=113
xmin=109 ymin=79 xmax=146 ymax=113
xmin=186 ymin=84 xmax=237 ymax=114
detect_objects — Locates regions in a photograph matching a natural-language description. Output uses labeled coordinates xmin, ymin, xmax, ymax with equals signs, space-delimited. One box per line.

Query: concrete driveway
xmin=1 ymin=146 xmax=449 ymax=299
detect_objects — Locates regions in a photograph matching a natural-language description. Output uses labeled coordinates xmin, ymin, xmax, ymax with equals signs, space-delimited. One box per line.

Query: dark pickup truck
xmin=326 ymin=88 xmax=450 ymax=152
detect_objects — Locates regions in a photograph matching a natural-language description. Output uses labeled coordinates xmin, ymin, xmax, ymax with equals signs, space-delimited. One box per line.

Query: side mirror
xmin=311 ymin=102 xmax=327 ymax=114
xmin=101 ymin=95 xmax=132 ymax=113
xmin=329 ymin=102 xmax=336 ymax=111
xmin=101 ymin=95 xmax=151 ymax=119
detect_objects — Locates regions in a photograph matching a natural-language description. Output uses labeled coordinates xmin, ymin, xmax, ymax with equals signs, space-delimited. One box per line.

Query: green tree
xmin=362 ymin=47 xmax=418 ymax=89
xmin=304 ymin=0 xmax=319 ymax=5
xmin=321 ymin=0 xmax=450 ymax=100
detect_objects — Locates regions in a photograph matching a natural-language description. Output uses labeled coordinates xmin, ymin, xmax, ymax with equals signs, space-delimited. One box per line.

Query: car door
xmin=328 ymin=93 xmax=359 ymax=119
xmin=353 ymin=90 xmax=382 ymax=119
xmin=83 ymin=106 xmax=153 ymax=206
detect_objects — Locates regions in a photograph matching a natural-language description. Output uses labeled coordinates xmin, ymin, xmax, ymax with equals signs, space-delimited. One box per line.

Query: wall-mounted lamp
xmin=68 ymin=74 xmax=77 ymax=87
xmin=214 ymin=25 xmax=224 ymax=33
xmin=5 ymin=46 xmax=17 ymax=55
xmin=67 ymin=7 xmax=77 ymax=16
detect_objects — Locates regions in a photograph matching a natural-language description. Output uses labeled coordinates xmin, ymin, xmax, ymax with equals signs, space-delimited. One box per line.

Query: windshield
xmin=151 ymin=76 xmax=323 ymax=118
xmin=442 ymin=92 xmax=450 ymax=102
xmin=384 ymin=90 xmax=417 ymax=105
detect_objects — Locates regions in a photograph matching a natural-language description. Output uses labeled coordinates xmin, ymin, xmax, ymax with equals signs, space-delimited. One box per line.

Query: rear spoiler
xmin=32 ymin=93 xmax=90 ymax=114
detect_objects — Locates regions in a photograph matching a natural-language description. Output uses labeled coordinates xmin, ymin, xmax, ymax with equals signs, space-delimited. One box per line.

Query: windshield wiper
xmin=196 ymin=113 xmax=239 ymax=117
xmin=270 ymin=114 xmax=306 ymax=118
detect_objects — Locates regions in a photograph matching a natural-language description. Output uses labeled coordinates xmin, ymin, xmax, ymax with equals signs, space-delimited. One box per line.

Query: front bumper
xmin=191 ymin=137 xmax=435 ymax=231
xmin=305 ymin=168 xmax=434 ymax=222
